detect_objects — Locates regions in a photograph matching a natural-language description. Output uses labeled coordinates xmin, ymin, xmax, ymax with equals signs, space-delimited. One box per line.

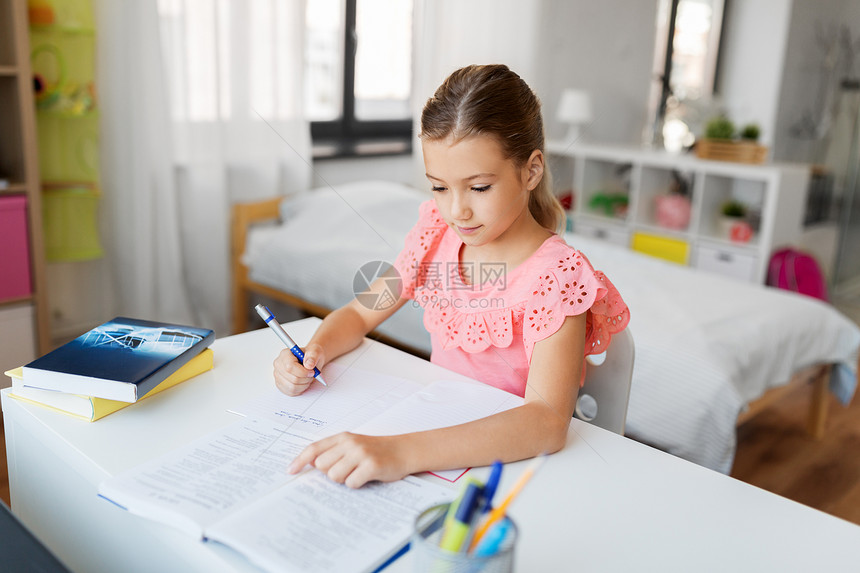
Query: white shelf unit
xmin=547 ymin=141 xmax=811 ymax=284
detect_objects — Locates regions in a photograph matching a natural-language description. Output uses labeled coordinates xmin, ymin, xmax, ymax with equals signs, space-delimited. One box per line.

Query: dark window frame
xmin=654 ymin=0 xmax=728 ymax=129
xmin=310 ymin=0 xmax=413 ymax=158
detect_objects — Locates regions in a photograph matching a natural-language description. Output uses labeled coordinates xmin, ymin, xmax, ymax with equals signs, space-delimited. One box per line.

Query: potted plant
xmin=740 ymin=123 xmax=760 ymax=142
xmin=704 ymin=116 xmax=736 ymax=140
xmin=696 ymin=116 xmax=768 ymax=164
xmin=718 ymin=199 xmax=748 ymax=239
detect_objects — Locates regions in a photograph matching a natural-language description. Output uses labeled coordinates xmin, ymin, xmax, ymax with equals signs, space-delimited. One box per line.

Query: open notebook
xmin=98 ymin=362 xmax=523 ymax=573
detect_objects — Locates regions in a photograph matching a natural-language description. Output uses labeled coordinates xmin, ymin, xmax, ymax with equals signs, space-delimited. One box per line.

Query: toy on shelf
xmin=28 ymin=0 xmax=55 ymax=26
xmin=31 ymin=43 xmax=65 ymax=108
xmin=558 ymin=190 xmax=574 ymax=211
xmin=655 ymin=170 xmax=692 ymax=230
xmin=588 ymin=192 xmax=629 ymax=218
xmin=655 ymin=194 xmax=691 ymax=230
xmin=31 ymin=43 xmax=96 ymax=117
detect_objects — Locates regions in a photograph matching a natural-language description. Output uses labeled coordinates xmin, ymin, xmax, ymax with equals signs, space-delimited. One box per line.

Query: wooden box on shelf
xmin=695 ymin=139 xmax=768 ymax=164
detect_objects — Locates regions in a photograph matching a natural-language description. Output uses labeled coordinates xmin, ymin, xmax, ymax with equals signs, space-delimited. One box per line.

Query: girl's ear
xmin=523 ymin=149 xmax=545 ymax=191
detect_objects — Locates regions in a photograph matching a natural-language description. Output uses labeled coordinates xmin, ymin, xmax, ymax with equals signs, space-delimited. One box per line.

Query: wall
xmin=771 ymin=0 xmax=852 ymax=162
xmin=534 ymin=0 xmax=659 ymax=145
xmin=52 ymin=0 xmax=860 ymax=335
xmin=409 ymin=0 xmax=542 ymax=186
xmin=311 ymin=154 xmax=415 ymax=190
xmin=46 ymin=262 xmax=116 ymax=340
xmin=715 ymin=0 xmax=793 ymax=149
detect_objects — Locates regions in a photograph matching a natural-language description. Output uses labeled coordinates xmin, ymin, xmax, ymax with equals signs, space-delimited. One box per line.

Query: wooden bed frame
xmin=230 ymin=197 xmax=429 ymax=358
xmin=231 ymin=198 xmax=846 ymax=439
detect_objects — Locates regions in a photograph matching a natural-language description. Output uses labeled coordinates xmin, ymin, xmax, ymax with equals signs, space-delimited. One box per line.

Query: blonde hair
xmin=420 ymin=64 xmax=565 ymax=233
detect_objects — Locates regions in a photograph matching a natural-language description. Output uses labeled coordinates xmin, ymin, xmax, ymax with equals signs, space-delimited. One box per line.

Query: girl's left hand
xmin=287 ymin=432 xmax=412 ymax=488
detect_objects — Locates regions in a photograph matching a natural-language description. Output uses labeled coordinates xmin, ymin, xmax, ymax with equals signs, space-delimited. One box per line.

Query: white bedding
xmin=566 ymin=234 xmax=859 ymax=472
xmin=243 ymin=180 xmax=860 ymax=473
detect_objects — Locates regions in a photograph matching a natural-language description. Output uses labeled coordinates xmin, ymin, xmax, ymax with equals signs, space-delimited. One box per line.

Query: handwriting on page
xmin=229 ymin=364 xmax=423 ymax=439
xmin=276 ymin=412 xmax=325 ymax=427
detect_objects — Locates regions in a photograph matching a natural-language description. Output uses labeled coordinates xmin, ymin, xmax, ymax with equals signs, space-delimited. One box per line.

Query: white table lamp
xmin=557 ymin=89 xmax=593 ymax=144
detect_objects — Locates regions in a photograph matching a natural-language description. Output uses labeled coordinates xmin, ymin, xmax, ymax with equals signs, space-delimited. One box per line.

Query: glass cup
xmin=411 ymin=503 xmax=518 ymax=573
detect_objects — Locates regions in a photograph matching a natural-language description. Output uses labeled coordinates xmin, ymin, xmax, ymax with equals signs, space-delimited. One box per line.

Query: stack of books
xmin=5 ymin=317 xmax=215 ymax=422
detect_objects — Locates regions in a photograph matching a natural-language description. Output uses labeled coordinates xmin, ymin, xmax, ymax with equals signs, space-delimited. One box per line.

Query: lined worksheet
xmin=228 ymin=363 xmax=423 ymax=439
xmin=229 ymin=366 xmax=523 ymax=481
xmin=206 ymin=471 xmax=451 ymax=573
xmin=354 ymin=378 xmax=523 ymax=436
xmin=99 ymin=417 xmax=311 ymax=538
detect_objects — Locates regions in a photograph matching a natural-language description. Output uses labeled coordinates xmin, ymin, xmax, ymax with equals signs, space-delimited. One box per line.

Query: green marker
xmin=439 ymin=481 xmax=483 ymax=552
xmin=441 ymin=477 xmax=483 ymax=535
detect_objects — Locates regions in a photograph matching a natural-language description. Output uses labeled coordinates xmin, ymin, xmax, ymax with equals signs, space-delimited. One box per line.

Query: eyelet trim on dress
xmin=394 ymin=201 xmax=448 ymax=299
xmin=397 ymin=201 xmax=630 ymax=362
xmin=521 ymin=251 xmax=610 ymax=361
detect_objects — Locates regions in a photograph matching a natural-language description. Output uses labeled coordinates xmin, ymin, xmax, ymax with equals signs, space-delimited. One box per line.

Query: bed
xmin=232 ymin=180 xmax=860 ymax=473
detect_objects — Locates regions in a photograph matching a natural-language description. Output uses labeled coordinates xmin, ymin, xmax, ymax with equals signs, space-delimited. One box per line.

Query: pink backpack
xmin=767 ymin=248 xmax=828 ymax=301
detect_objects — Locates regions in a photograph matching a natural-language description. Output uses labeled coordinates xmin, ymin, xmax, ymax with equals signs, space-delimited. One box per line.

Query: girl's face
xmin=422 ymin=135 xmax=543 ymax=248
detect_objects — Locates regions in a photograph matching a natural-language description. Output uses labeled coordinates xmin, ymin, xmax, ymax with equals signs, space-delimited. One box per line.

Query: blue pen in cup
xmin=480 ymin=461 xmax=503 ymax=513
xmin=413 ymin=503 xmax=518 ymax=573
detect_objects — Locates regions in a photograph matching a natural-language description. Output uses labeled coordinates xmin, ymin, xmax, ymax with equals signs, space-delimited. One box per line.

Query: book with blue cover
xmin=22 ymin=317 xmax=215 ymax=403
xmin=7 ymin=348 xmax=215 ymax=421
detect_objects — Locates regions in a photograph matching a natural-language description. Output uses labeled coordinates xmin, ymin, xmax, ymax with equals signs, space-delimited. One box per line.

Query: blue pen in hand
xmin=255 ymin=304 xmax=327 ymax=386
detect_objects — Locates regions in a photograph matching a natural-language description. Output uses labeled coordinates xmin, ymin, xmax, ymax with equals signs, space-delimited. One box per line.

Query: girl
xmin=276 ymin=64 xmax=629 ymax=488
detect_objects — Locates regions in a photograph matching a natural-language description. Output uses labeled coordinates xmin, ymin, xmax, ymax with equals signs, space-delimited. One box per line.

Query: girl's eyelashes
xmin=429 ymin=184 xmax=490 ymax=192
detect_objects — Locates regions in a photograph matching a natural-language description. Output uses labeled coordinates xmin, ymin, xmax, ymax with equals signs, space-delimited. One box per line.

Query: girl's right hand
xmin=273 ymin=343 xmax=326 ymax=396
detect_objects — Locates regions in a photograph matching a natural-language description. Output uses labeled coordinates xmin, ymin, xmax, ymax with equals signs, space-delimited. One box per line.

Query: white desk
xmin=4 ymin=317 xmax=860 ymax=572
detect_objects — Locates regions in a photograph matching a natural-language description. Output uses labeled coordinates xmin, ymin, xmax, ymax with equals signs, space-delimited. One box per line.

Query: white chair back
xmin=574 ymin=328 xmax=635 ymax=435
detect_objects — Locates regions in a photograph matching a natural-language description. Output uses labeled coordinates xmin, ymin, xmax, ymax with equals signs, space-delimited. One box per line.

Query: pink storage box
xmin=0 ymin=195 xmax=32 ymax=300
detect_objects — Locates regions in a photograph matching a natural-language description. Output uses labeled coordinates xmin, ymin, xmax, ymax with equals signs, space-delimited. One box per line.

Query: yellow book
xmin=4 ymin=348 xmax=214 ymax=422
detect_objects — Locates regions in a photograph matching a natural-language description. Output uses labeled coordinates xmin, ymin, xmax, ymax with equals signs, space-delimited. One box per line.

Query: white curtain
xmin=96 ymin=0 xmax=311 ymax=335
xmin=410 ymin=0 xmax=541 ymax=186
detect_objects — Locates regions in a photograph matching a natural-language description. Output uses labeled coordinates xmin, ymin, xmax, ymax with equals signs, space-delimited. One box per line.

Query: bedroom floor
xmin=729 ymin=295 xmax=860 ymax=526
xmin=731 ymin=373 xmax=860 ymax=526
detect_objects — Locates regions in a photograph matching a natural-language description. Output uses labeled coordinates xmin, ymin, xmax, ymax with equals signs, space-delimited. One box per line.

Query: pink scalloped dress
xmin=394 ymin=201 xmax=630 ymax=397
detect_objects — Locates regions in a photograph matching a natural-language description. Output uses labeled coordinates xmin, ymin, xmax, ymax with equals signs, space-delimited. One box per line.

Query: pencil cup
xmin=411 ymin=503 xmax=517 ymax=573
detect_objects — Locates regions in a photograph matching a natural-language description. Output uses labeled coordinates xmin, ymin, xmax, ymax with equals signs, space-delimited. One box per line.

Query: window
xmin=305 ymin=0 xmax=413 ymax=157
xmin=157 ymin=0 xmax=304 ymax=124
xmin=663 ymin=0 xmax=726 ymax=101
xmin=646 ymin=0 xmax=727 ymax=149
